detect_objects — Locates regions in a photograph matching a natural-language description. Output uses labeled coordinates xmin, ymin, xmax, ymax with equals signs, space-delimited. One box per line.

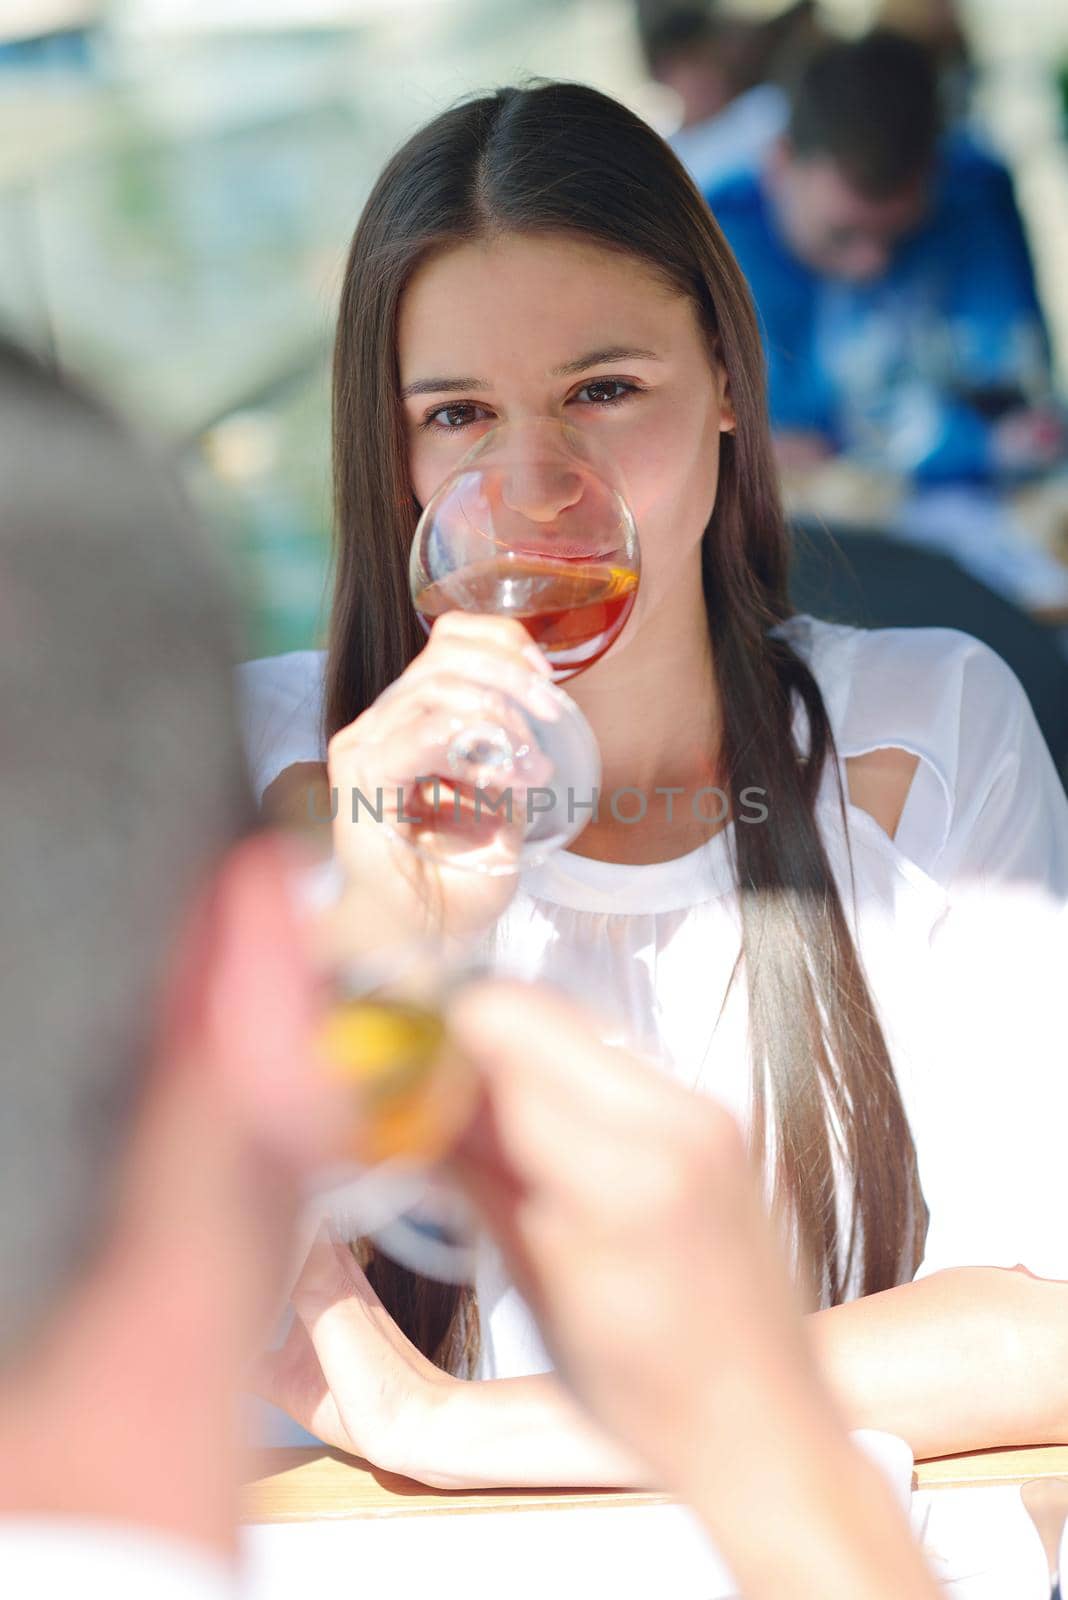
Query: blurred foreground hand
xmin=447 ymin=980 xmax=938 ymax=1600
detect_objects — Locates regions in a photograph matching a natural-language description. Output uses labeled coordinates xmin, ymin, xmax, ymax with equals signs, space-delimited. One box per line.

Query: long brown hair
xmin=326 ymin=80 xmax=925 ymax=1372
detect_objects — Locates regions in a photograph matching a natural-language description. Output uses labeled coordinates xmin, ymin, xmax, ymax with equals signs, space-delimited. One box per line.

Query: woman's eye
xmin=421 ymin=402 xmax=491 ymax=432
xmin=573 ymin=379 xmax=641 ymax=407
xmin=419 ymin=381 xmax=642 ymax=432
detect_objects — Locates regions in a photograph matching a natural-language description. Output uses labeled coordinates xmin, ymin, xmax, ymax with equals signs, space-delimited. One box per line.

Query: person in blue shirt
xmin=706 ymin=29 xmax=1065 ymax=485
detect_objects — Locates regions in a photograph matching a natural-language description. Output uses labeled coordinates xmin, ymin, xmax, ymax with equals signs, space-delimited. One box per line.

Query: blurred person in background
xmin=640 ymin=2 xmax=817 ymax=193
xmin=707 ymin=29 xmax=1065 ymax=485
xmin=875 ymin=0 xmax=974 ymax=124
xmin=0 ymin=338 xmax=941 ymax=1599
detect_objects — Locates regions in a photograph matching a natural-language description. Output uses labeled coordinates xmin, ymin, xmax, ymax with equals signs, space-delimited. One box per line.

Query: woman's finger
xmin=328 ymin=661 xmax=559 ymax=791
xmin=352 ymin=710 xmax=554 ymax=807
xmin=427 ymin=610 xmax=552 ymax=675
xmin=359 ymin=673 xmax=555 ymax=746
xmin=391 ymin=649 xmax=559 ymax=722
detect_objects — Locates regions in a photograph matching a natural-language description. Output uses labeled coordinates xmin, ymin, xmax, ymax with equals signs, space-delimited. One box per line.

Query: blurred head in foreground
xmin=767 ymin=29 xmax=940 ymax=281
xmin=0 ymin=341 xmax=330 ymax=1546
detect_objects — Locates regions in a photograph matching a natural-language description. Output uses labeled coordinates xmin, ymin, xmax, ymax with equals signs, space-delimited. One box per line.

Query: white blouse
xmin=237 ymin=616 xmax=1068 ymax=1381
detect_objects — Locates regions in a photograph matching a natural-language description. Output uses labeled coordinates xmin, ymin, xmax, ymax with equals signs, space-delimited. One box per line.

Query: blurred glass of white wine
xmin=302 ymin=872 xmax=484 ymax=1283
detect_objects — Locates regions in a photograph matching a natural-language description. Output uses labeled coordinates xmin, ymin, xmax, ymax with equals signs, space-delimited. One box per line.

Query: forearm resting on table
xmin=420 ymin=1268 xmax=1068 ymax=1491
xmin=424 ymin=1368 xmax=935 ymax=1598
xmin=421 ymin=1372 xmax=651 ymax=1491
xmin=812 ymin=1265 xmax=1068 ymax=1459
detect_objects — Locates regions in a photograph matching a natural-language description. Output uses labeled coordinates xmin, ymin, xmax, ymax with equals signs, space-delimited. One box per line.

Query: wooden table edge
xmin=241 ymin=1444 xmax=1068 ymax=1524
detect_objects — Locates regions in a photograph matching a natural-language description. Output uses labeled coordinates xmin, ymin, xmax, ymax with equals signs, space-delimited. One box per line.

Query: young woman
xmin=241 ymin=82 xmax=1068 ymax=1487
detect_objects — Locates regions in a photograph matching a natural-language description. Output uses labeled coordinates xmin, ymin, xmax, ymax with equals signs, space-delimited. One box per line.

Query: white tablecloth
xmin=241 ymin=1483 xmax=1050 ymax=1599
xmin=917 ymin=1485 xmax=1050 ymax=1598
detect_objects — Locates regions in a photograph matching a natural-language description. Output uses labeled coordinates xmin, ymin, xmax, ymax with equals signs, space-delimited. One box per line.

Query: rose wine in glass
xmin=414 ymin=557 xmax=639 ymax=681
xmin=402 ymin=418 xmax=640 ymax=873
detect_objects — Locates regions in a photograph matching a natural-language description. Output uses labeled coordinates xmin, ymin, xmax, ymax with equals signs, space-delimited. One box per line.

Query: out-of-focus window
xmin=0 ymin=0 xmax=652 ymax=655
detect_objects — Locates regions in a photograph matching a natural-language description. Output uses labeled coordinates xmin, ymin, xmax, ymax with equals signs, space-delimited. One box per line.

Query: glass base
xmin=306 ymin=1164 xmax=479 ymax=1284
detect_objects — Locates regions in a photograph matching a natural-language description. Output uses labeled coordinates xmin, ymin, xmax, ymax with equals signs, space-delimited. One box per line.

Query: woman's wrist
xmin=409 ymin=1372 xmax=650 ymax=1491
xmin=401 ymin=1366 xmax=936 ymax=1597
xmin=375 ymin=1368 xmax=465 ymax=1487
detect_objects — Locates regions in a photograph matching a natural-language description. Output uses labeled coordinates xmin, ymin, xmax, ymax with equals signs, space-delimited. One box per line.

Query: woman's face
xmin=397 ymin=232 xmax=733 ymax=627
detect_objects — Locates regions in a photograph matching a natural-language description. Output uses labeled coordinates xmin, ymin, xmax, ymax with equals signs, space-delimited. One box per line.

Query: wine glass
xmin=400 ymin=417 xmax=640 ymax=874
xmin=304 ymin=919 xmax=484 ymax=1285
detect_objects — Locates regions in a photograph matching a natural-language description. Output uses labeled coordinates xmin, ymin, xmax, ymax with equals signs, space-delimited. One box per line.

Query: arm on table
xmin=812 ymin=1265 xmax=1068 ymax=1458
xmin=421 ymin=1365 xmax=934 ymax=1600
xmin=421 ymin=1265 xmax=1068 ymax=1491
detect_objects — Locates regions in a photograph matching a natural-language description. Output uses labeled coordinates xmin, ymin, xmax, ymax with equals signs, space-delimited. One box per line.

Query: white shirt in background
xmin=669 ymin=84 xmax=787 ymax=195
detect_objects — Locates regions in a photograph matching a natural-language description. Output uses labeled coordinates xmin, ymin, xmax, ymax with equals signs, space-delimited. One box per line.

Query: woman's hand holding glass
xmin=325 ymin=610 xmax=555 ymax=944
xmin=323 ymin=416 xmax=639 ymax=916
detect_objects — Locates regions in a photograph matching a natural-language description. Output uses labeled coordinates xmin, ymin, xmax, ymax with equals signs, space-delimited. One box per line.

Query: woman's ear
xmin=718 ymin=367 xmax=736 ymax=436
xmin=708 ymin=335 xmax=736 ymax=436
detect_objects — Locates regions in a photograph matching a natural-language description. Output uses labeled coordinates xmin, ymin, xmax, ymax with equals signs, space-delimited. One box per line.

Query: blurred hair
xmin=641 ymin=6 xmax=721 ymax=76
xmin=0 ymin=340 xmax=253 ymax=1360
xmin=641 ymin=4 xmax=767 ymax=99
xmin=641 ymin=2 xmax=819 ymax=89
xmin=327 ymin=79 xmax=926 ymax=1374
xmin=787 ymin=29 xmax=941 ymax=198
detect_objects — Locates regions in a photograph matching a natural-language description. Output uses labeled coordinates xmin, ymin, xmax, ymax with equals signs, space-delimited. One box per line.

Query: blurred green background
xmin=2 ymin=0 xmax=1067 ymax=659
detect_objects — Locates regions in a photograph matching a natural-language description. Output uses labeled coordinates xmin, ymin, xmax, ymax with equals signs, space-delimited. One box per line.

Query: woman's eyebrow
xmin=550 ymin=345 xmax=662 ymax=377
xmin=399 ymin=346 xmax=662 ymax=401
xmin=400 ymin=373 xmax=490 ymax=399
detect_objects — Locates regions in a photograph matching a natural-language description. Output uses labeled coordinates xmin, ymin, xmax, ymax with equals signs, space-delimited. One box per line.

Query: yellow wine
xmin=317 ymin=996 xmax=476 ymax=1166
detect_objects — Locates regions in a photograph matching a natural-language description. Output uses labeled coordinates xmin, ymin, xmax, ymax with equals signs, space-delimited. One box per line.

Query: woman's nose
xmin=500 ymin=461 xmax=585 ymax=523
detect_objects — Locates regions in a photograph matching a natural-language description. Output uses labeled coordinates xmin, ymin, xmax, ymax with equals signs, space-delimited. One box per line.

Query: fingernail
xmin=523 ymin=644 xmax=553 ymax=678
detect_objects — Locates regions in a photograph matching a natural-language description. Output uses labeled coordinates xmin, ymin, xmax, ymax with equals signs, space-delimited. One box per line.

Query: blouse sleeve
xmin=234 ymin=651 xmax=326 ymax=805
xmin=893 ymin=636 xmax=1068 ymax=1280
xmin=921 ymin=636 xmax=1068 ymax=898
xmin=909 ymin=889 xmax=1068 ymax=1283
